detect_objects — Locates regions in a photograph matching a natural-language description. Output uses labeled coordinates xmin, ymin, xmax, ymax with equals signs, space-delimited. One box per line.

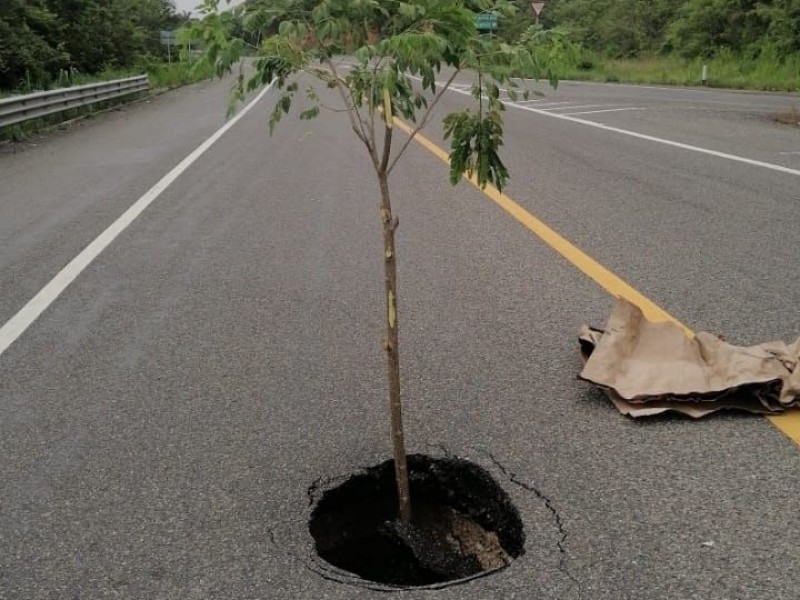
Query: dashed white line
xmin=524 ymin=101 xmax=573 ymax=108
xmin=539 ymin=104 xmax=607 ymax=112
xmin=426 ymin=78 xmax=800 ymax=178
xmin=562 ymin=107 xmax=644 ymax=116
xmin=0 ymin=82 xmax=275 ymax=358
xmin=519 ymin=77 xmax=717 ymax=94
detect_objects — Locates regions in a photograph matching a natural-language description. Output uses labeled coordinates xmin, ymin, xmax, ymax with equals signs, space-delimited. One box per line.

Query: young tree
xmin=192 ymin=0 xmax=572 ymax=526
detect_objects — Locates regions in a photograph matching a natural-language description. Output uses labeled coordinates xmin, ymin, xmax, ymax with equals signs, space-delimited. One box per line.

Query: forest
xmin=2 ymin=0 xmax=799 ymax=92
xmin=543 ymin=0 xmax=800 ymax=60
xmin=0 ymin=0 xmax=189 ymax=91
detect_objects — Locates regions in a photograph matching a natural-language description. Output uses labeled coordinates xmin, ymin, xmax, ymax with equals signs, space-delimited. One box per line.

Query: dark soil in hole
xmin=309 ymin=454 xmax=525 ymax=587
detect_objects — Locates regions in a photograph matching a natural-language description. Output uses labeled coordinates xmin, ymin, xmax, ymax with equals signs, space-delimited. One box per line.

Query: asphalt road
xmin=1 ymin=73 xmax=799 ymax=599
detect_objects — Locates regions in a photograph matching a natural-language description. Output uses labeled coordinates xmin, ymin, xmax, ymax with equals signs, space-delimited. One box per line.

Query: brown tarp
xmin=579 ymin=299 xmax=800 ymax=418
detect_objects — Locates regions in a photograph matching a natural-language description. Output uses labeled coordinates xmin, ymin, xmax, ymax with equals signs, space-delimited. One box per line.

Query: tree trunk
xmin=378 ymin=170 xmax=411 ymax=526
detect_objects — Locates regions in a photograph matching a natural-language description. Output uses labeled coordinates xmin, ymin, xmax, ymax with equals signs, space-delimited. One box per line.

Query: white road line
xmin=437 ymin=82 xmax=800 ymax=178
xmin=562 ymin=107 xmax=644 ymax=116
xmin=778 ymin=151 xmax=800 ymax=156
xmin=526 ymin=101 xmax=573 ymax=108
xmin=0 ymin=82 xmax=275 ymax=359
xmin=517 ymin=77 xmax=715 ymax=94
xmin=539 ymin=104 xmax=608 ymax=112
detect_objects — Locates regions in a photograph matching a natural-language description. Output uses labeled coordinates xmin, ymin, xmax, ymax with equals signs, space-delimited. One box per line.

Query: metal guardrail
xmin=0 ymin=75 xmax=149 ymax=128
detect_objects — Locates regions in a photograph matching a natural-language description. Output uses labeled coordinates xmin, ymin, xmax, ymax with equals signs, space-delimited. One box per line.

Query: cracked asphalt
xmin=1 ymin=74 xmax=800 ymax=599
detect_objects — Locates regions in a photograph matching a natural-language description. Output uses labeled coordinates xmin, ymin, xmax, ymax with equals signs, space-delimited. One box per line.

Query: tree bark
xmin=377 ymin=169 xmax=411 ymax=526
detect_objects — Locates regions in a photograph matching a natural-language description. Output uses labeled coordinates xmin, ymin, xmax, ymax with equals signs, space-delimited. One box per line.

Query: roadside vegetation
xmin=0 ymin=60 xmax=214 ymax=143
xmin=0 ymin=0 xmax=192 ymax=92
xmin=563 ymin=50 xmax=800 ymax=91
xmin=539 ymin=0 xmax=800 ymax=91
xmin=0 ymin=1 xmax=214 ymax=141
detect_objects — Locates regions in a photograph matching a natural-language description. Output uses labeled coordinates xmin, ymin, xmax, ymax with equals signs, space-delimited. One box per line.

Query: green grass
xmin=1 ymin=67 xmax=139 ymax=97
xmin=1 ymin=61 xmax=213 ymax=141
xmin=147 ymin=60 xmax=214 ymax=90
xmin=565 ymin=50 xmax=800 ymax=92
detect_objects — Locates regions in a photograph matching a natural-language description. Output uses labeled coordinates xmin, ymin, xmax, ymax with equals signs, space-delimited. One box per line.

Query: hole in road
xmin=309 ymin=454 xmax=525 ymax=588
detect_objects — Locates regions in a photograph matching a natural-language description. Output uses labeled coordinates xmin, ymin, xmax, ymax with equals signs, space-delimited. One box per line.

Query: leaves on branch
xmin=443 ymin=107 xmax=509 ymax=191
xmin=192 ymin=0 xmax=575 ymax=178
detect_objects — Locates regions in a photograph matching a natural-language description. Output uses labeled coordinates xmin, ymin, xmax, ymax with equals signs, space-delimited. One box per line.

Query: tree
xmin=47 ymin=0 xmax=183 ymax=73
xmin=0 ymin=0 xmax=66 ymax=90
xmin=0 ymin=0 xmax=191 ymax=92
xmin=546 ymin=0 xmax=684 ymax=57
xmin=760 ymin=0 xmax=800 ymax=57
xmin=666 ymin=0 xmax=764 ymax=58
xmin=192 ymin=0 xmax=572 ymax=526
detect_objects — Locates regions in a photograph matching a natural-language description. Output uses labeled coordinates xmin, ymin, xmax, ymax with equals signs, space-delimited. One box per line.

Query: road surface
xmin=1 ymin=74 xmax=799 ymax=599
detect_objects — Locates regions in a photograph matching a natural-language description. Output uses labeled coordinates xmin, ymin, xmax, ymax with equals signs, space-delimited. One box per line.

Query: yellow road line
xmin=769 ymin=413 xmax=800 ymax=442
xmin=393 ymin=117 xmax=800 ymax=446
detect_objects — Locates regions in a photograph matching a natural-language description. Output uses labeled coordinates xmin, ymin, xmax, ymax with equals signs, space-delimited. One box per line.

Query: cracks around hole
xmin=487 ymin=452 xmax=584 ymax=600
xmin=426 ymin=442 xmax=456 ymax=460
xmin=307 ymin=473 xmax=345 ymax=508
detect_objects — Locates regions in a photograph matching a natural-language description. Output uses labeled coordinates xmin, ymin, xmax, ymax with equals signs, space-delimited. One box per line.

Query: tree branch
xmin=388 ymin=68 xmax=460 ymax=173
xmin=323 ymin=59 xmax=373 ymax=152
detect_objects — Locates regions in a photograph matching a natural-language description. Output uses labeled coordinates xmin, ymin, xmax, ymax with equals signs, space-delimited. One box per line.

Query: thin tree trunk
xmin=377 ymin=169 xmax=411 ymax=526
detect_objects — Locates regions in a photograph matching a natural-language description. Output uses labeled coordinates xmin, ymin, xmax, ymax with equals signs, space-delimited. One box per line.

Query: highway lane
xmin=501 ymin=78 xmax=800 ymax=170
xmin=0 ymin=76 xmax=240 ymax=328
xmin=1 ymin=76 xmax=800 ymax=599
xmin=408 ymin=69 xmax=800 ymax=171
xmin=419 ymin=76 xmax=800 ymax=342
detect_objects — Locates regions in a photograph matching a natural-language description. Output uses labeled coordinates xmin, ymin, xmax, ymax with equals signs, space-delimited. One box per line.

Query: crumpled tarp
xmin=579 ymin=299 xmax=800 ymax=418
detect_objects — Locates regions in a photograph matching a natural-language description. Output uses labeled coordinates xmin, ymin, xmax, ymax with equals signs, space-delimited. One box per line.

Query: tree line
xmin=0 ymin=0 xmax=190 ymax=91
xmin=4 ymin=0 xmax=797 ymax=92
xmin=237 ymin=0 xmax=800 ymax=61
xmin=543 ymin=0 xmax=800 ymax=60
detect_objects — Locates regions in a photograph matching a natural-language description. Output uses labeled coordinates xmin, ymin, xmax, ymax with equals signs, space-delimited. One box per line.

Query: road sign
xmin=160 ymin=30 xmax=178 ymax=63
xmin=475 ymin=12 xmax=498 ymax=31
xmin=530 ymin=2 xmax=546 ymax=17
xmin=160 ymin=30 xmax=178 ymax=45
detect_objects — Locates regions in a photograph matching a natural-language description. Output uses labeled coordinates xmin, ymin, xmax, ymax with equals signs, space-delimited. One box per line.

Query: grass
xmin=1 ymin=66 xmax=141 ymax=97
xmin=564 ymin=50 xmax=800 ymax=92
xmin=1 ymin=60 xmax=214 ymax=142
xmin=147 ymin=59 xmax=214 ymax=90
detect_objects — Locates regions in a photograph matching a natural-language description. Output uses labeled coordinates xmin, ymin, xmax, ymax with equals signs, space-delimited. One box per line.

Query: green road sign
xmin=475 ymin=12 xmax=498 ymax=31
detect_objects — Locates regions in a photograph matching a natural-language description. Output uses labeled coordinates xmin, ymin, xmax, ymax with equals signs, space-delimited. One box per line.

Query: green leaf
xmin=300 ymin=106 xmax=320 ymax=120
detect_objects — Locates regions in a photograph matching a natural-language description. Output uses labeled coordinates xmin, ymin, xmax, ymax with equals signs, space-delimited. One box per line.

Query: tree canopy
xmin=192 ymin=0 xmax=572 ymax=188
xmin=0 ymin=0 xmax=189 ymax=91
xmin=545 ymin=0 xmax=800 ymax=59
